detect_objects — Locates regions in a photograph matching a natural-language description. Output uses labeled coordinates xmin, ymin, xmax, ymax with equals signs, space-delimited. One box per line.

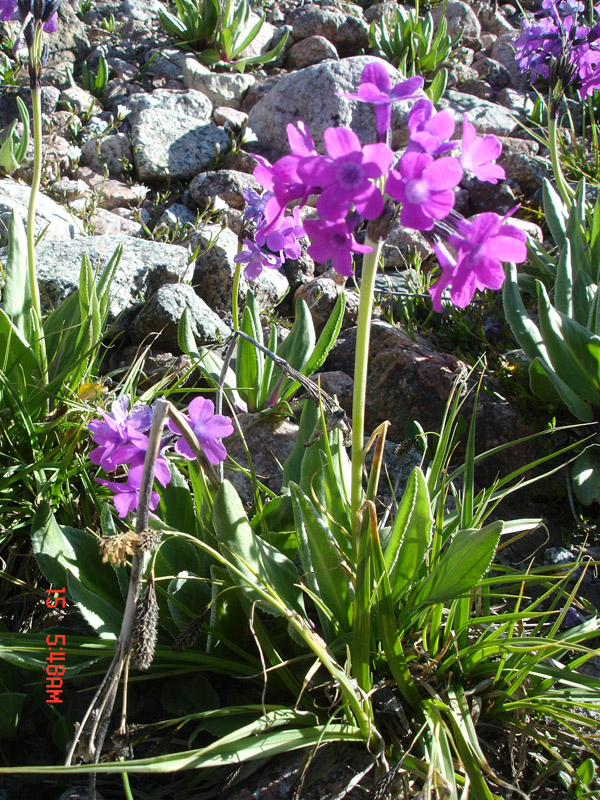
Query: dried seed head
xmin=98 ymin=532 xmax=142 ymax=567
xmin=173 ymin=614 xmax=205 ymax=653
xmin=139 ymin=528 xmax=163 ymax=553
xmin=132 ymin=575 xmax=158 ymax=671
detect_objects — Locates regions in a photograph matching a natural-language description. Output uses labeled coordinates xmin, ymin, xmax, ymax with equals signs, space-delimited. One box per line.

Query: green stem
xmin=27 ymin=40 xmax=48 ymax=383
xmin=547 ymin=94 xmax=574 ymax=205
xmin=350 ymin=236 xmax=383 ymax=545
xmin=232 ymin=260 xmax=241 ymax=332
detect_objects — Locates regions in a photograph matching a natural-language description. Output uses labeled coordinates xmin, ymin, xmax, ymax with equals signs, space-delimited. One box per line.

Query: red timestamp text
xmin=45 ymin=587 xmax=66 ymax=704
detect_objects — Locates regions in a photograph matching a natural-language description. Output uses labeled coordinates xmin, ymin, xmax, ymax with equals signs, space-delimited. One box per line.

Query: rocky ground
xmin=0 ymin=0 xmax=598 ymax=797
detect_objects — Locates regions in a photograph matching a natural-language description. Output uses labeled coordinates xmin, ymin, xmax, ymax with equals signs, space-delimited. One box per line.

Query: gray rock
xmin=382 ymin=221 xmax=431 ymax=268
xmin=59 ymin=86 xmax=101 ymax=115
xmin=129 ymin=283 xmax=230 ymax=350
xmin=472 ymin=55 xmax=512 ymax=90
xmin=491 ymin=32 xmax=529 ymax=90
xmin=120 ymin=0 xmax=164 ymax=22
xmin=437 ymin=90 xmax=518 ymax=136
xmin=156 ymin=203 xmax=198 ymax=232
xmin=182 ymin=59 xmax=256 ymax=109
xmin=213 ymin=106 xmax=249 ymax=129
xmin=190 ymin=170 xmax=260 ymax=211
xmin=13 ymin=235 xmax=194 ymax=321
xmin=294 ymin=275 xmax=359 ymax=333
xmin=128 ymin=90 xmax=231 ymax=181
xmin=248 ymin=56 xmax=416 ymax=160
xmin=431 ymin=0 xmax=481 ymax=43
xmin=0 ymin=178 xmax=83 ymax=247
xmin=191 ymin=224 xmax=289 ymax=313
xmin=285 ymin=3 xmax=368 ymax=54
xmin=0 ymin=86 xmax=58 ymax=128
xmin=88 ymin=208 xmax=144 ymax=237
xmin=456 ymin=79 xmax=494 ymax=101
xmin=225 ymin=413 xmax=299 ymax=504
xmin=46 ymin=1 xmax=90 ymax=63
xmin=147 ymin=48 xmax=189 ymax=80
xmin=499 ymin=152 xmax=550 ymax=195
xmin=80 ymin=132 xmax=133 ymax=176
xmin=479 ymin=5 xmax=515 ymax=35
xmin=496 ymin=87 xmax=533 ymax=116
xmin=286 ymin=35 xmax=339 ymax=69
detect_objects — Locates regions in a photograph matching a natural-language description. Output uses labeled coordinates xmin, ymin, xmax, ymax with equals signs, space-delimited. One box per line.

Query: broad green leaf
xmin=289 ymin=483 xmax=353 ymax=634
xmin=2 ymin=211 xmax=32 ymax=344
xmin=0 ymin=309 xmax=38 ymax=392
xmin=282 ymin=399 xmax=318 ymax=487
xmin=413 ymin=521 xmax=503 ymax=606
xmin=274 ymin=297 xmax=315 ymax=386
xmin=157 ymin=463 xmax=199 ymax=537
xmin=236 ymin=291 xmax=263 ymax=411
xmin=212 ymin=480 xmax=306 ymax=618
xmin=502 ymin=264 xmax=548 ymax=363
xmin=572 ymin=448 xmax=600 ymax=505
xmin=167 ymin=571 xmax=211 ymax=630
xmin=529 ymin=356 xmax=592 ymax=420
xmin=31 ymin=502 xmax=125 ymax=638
xmin=384 ymin=466 xmax=432 ymax=602
xmin=537 ymin=281 xmax=600 ymax=406
xmin=0 ymin=693 xmax=25 ymax=740
xmin=554 ymin=239 xmax=573 ymax=318
xmin=542 ymin=178 xmax=568 ymax=250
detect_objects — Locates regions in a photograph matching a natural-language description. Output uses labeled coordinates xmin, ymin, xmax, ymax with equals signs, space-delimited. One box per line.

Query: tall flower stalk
xmin=1 ymin=0 xmax=61 ymax=379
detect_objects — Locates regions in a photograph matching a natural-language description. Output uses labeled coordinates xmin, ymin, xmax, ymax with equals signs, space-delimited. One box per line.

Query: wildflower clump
xmin=238 ymin=61 xmax=527 ymax=309
xmin=514 ymin=0 xmax=600 ymax=96
xmin=89 ymin=396 xmax=233 ymax=517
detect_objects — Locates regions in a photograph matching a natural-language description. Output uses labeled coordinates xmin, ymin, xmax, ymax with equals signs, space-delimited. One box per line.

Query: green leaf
xmin=0 ymin=312 xmax=38 ymax=398
xmin=31 ymin=502 xmax=124 ymax=638
xmin=542 ymin=178 xmax=568 ymax=250
xmin=575 ymin=758 xmax=596 ymax=786
xmin=0 ymin=122 xmax=19 ymax=174
xmin=212 ymin=480 xmax=306 ymax=618
xmin=236 ymin=291 xmax=263 ymax=411
xmin=2 ymin=211 xmax=33 ymax=344
xmin=0 ymin=693 xmax=26 ymax=739
xmin=384 ymin=467 xmax=432 ymax=602
xmin=502 ymin=263 xmax=548 ymax=364
xmin=537 ymin=281 xmax=600 ymax=406
xmin=529 ymin=356 xmax=592 ymax=421
xmin=554 ymin=239 xmax=573 ymax=318
xmin=572 ymin=448 xmax=600 ymax=505
xmin=289 ymin=483 xmax=353 ymax=634
xmin=413 ymin=521 xmax=503 ymax=606
xmin=167 ymin=571 xmax=211 ymax=630
xmin=157 ymin=464 xmax=199 ymax=537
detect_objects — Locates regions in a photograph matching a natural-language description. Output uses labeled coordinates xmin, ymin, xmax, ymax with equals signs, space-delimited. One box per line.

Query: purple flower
xmin=407 ymin=98 xmax=456 ymax=156
xmin=459 ymin=115 xmax=505 ymax=184
xmin=386 ymin=151 xmax=463 ymax=231
xmin=429 ymin=212 xmax=528 ymax=310
xmin=234 ymin=239 xmax=283 ymax=280
xmin=298 ymin=127 xmax=393 ymax=221
xmin=96 ymin=477 xmax=160 ymax=519
xmin=338 ymin=62 xmax=423 ymax=140
xmin=255 ymin=207 xmax=304 ymax=260
xmin=0 ymin=0 xmax=58 ymax=30
xmin=88 ymin=396 xmax=152 ymax=471
xmin=243 ymin=188 xmax=271 ymax=225
xmin=168 ymin=397 xmax=233 ymax=464
xmin=303 ymin=217 xmax=371 ymax=277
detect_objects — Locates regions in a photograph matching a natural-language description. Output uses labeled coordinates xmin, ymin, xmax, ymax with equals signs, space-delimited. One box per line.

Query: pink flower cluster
xmin=239 ymin=61 xmax=527 ymax=309
xmin=89 ymin=396 xmax=233 ymax=518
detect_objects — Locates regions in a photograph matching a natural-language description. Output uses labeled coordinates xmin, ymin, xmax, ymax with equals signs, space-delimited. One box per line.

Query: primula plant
xmin=514 ymin=0 xmax=600 ymax=200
